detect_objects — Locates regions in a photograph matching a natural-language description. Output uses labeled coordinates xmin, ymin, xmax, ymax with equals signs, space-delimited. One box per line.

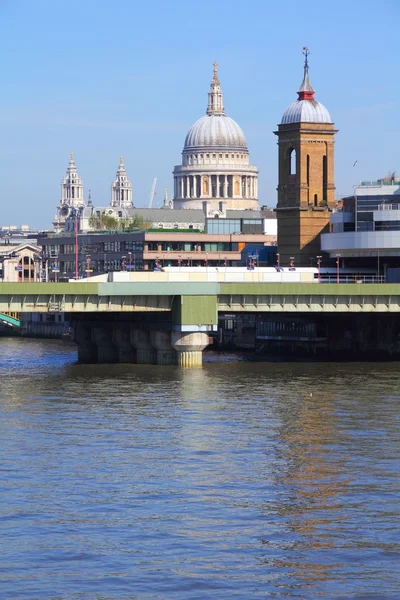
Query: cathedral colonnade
xmin=174 ymin=174 xmax=258 ymax=200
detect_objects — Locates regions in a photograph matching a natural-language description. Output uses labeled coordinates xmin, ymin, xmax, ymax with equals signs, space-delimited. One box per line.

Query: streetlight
xmin=290 ymin=256 xmax=295 ymax=270
xmin=128 ymin=251 xmax=132 ymax=271
xmin=336 ymin=254 xmax=341 ymax=284
xmin=86 ymin=254 xmax=91 ymax=278
xmin=276 ymin=252 xmax=280 ymax=269
xmin=316 ymin=255 xmax=322 ymax=284
xmin=122 ymin=255 xmax=126 ymax=271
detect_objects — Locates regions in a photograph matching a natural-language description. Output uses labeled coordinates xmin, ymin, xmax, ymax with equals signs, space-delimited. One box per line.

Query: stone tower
xmin=53 ymin=153 xmax=85 ymax=233
xmin=275 ymin=49 xmax=337 ymax=266
xmin=110 ymin=156 xmax=133 ymax=208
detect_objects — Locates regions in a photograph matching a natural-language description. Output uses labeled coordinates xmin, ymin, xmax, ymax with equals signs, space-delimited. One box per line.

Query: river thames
xmin=0 ymin=337 xmax=399 ymax=599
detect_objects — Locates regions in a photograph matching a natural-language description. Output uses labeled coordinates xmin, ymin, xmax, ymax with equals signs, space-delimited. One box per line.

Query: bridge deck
xmin=1 ymin=282 xmax=400 ymax=313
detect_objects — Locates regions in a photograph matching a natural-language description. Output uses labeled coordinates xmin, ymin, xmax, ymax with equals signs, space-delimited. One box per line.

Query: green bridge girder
xmin=1 ymin=282 xmax=400 ymax=315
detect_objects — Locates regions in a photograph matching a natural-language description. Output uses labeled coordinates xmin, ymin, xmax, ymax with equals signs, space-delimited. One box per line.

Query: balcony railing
xmin=377 ymin=203 xmax=399 ymax=210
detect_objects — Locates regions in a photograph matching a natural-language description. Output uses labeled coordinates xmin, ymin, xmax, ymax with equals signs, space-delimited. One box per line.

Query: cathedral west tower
xmin=275 ymin=49 xmax=337 ymax=266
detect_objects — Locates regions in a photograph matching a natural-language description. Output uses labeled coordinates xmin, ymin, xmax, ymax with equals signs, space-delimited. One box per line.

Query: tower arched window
xmin=288 ymin=148 xmax=296 ymax=179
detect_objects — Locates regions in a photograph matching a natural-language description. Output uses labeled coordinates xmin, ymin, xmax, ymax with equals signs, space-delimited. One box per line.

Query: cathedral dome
xmin=183 ymin=62 xmax=248 ymax=152
xmin=280 ymin=48 xmax=332 ymax=125
xmin=184 ymin=114 xmax=247 ymax=151
xmin=281 ymin=99 xmax=332 ymax=124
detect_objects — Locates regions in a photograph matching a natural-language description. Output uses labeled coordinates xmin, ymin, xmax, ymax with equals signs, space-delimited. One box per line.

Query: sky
xmin=1 ymin=0 xmax=400 ymax=228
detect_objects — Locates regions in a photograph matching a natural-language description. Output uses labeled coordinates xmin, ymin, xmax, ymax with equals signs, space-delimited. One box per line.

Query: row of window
xmin=187 ymin=153 xmax=245 ymax=161
xmin=146 ymin=242 xmax=237 ymax=252
xmin=42 ymin=241 xmax=144 ymax=256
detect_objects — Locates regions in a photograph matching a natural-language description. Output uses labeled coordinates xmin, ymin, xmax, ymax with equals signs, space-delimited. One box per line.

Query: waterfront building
xmin=321 ymin=175 xmax=400 ymax=275
xmin=275 ymin=49 xmax=337 ymax=266
xmin=173 ymin=63 xmax=259 ymax=212
xmin=38 ymin=225 xmax=275 ymax=280
xmin=0 ymin=242 xmax=41 ymax=282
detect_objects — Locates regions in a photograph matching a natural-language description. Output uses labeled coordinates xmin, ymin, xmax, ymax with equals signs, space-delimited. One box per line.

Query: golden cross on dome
xmin=213 ymin=61 xmax=218 ymax=78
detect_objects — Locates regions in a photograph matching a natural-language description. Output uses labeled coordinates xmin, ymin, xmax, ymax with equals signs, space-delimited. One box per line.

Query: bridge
xmin=1 ymin=280 xmax=400 ymax=365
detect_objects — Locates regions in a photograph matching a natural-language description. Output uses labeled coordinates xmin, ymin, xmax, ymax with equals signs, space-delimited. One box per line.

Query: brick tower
xmin=275 ymin=49 xmax=337 ymax=266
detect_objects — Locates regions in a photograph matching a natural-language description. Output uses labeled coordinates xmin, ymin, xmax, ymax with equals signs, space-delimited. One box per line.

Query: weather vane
xmin=302 ymin=46 xmax=310 ymax=67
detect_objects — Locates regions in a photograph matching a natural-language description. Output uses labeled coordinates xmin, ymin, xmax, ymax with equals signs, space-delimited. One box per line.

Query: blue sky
xmin=1 ymin=0 xmax=399 ymax=228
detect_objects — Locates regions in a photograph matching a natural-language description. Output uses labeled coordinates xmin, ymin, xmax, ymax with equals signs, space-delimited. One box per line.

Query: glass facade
xmin=207 ymin=219 xmax=240 ymax=234
xmin=206 ymin=218 xmax=263 ymax=234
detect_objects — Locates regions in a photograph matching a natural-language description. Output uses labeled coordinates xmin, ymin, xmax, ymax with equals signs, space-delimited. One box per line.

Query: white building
xmin=173 ymin=63 xmax=259 ymax=212
xmin=321 ymin=177 xmax=400 ymax=259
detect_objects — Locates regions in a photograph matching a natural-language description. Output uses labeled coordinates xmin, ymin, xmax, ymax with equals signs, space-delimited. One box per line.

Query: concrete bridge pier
xmin=113 ymin=326 xmax=136 ymax=363
xmin=171 ymin=331 xmax=210 ymax=367
xmin=92 ymin=326 xmax=118 ymax=363
xmin=150 ymin=330 xmax=176 ymax=365
xmin=75 ymin=322 xmax=97 ymax=363
xmin=131 ymin=329 xmax=156 ymax=364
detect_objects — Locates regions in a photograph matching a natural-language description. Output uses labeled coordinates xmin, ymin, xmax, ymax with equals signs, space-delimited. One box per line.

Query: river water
xmin=0 ymin=337 xmax=399 ymax=599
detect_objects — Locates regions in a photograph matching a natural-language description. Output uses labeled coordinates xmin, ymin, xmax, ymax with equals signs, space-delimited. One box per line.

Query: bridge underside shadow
xmin=72 ymin=312 xmax=211 ymax=367
xmin=219 ymin=312 xmax=400 ymax=360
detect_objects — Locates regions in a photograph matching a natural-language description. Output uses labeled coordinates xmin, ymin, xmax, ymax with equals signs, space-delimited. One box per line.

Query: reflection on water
xmin=0 ymin=337 xmax=399 ymax=599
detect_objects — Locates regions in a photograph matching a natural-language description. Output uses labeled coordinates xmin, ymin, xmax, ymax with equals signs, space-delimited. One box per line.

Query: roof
xmin=281 ymin=99 xmax=332 ymax=124
xmin=184 ymin=114 xmax=248 ymax=152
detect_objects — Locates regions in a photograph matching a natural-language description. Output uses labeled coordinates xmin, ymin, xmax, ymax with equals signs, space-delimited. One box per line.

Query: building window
xmin=219 ymin=154 xmax=222 ymax=158
xmin=174 ymin=223 xmax=178 ymax=229
xmin=213 ymin=154 xmax=216 ymax=159
xmin=189 ymin=224 xmax=193 ymax=229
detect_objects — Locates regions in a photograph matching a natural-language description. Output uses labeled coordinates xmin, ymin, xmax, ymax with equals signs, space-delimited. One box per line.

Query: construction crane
xmin=147 ymin=178 xmax=157 ymax=208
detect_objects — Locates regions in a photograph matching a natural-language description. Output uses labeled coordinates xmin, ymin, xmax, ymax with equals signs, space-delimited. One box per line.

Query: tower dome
xmin=173 ymin=63 xmax=258 ymax=211
xmin=183 ymin=62 xmax=248 ymax=151
xmin=184 ymin=115 xmax=247 ymax=151
xmin=281 ymin=49 xmax=332 ymax=125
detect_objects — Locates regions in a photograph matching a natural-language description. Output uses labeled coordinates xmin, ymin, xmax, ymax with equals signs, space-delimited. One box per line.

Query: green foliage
xmin=88 ymin=213 xmax=150 ymax=232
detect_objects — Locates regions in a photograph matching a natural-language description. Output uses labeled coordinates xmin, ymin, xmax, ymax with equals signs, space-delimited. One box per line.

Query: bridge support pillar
xmin=131 ymin=329 xmax=156 ymax=364
xmin=75 ymin=322 xmax=97 ymax=363
xmin=151 ymin=330 xmax=176 ymax=365
xmin=171 ymin=331 xmax=210 ymax=367
xmin=113 ymin=326 xmax=136 ymax=363
xmin=92 ymin=326 xmax=118 ymax=363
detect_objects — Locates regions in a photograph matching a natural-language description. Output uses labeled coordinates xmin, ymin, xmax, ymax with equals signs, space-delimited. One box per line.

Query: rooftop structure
xmin=281 ymin=47 xmax=332 ymax=125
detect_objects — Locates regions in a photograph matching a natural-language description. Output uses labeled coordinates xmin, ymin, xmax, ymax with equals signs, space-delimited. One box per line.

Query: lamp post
xmin=336 ymin=254 xmax=341 ymax=284
xmin=276 ymin=252 xmax=280 ymax=269
xmin=128 ymin=251 xmax=132 ymax=271
xmin=86 ymin=254 xmax=91 ymax=278
xmin=317 ymin=255 xmax=322 ymax=284
xmin=122 ymin=255 xmax=126 ymax=271
xmin=75 ymin=213 xmax=79 ymax=280
xmin=290 ymin=256 xmax=295 ymax=269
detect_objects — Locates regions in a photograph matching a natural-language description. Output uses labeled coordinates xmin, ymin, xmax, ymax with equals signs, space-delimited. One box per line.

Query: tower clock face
xmin=61 ymin=205 xmax=69 ymax=216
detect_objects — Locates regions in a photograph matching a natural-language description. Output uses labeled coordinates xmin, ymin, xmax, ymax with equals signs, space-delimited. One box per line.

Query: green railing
xmin=0 ymin=313 xmax=21 ymax=327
